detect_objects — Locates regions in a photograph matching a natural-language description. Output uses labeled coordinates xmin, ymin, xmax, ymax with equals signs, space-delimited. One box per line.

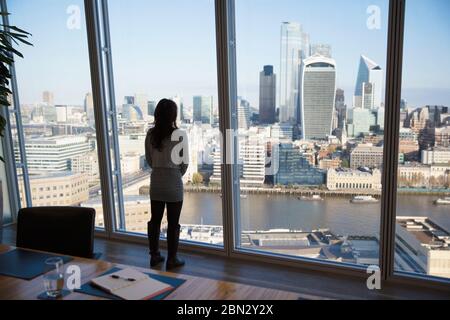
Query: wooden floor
xmin=1 ymin=225 xmax=448 ymax=300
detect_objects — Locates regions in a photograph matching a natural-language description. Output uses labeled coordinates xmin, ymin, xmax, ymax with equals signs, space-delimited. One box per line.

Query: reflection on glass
xmin=395 ymin=0 xmax=450 ymax=279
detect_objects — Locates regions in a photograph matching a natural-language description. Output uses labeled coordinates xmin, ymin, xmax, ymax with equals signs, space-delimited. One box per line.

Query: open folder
xmin=90 ymin=268 xmax=174 ymax=300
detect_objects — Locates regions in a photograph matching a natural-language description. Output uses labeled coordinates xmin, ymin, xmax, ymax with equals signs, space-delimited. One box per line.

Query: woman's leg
xmin=166 ymin=201 xmax=184 ymax=269
xmin=148 ymin=200 xmax=165 ymax=266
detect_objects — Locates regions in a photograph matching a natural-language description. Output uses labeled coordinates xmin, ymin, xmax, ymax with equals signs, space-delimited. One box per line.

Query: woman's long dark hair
xmin=150 ymin=99 xmax=178 ymax=151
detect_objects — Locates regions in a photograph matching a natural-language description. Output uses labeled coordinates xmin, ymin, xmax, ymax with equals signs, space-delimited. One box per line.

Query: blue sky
xmin=8 ymin=0 xmax=450 ymax=109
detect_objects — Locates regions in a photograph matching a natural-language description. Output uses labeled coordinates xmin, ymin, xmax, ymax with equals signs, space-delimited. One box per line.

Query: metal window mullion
xmin=99 ymin=0 xmax=126 ymax=231
xmin=215 ymin=0 xmax=239 ymax=255
xmin=84 ymin=0 xmax=116 ymax=237
xmin=379 ymin=0 xmax=405 ymax=281
xmin=1 ymin=0 xmax=32 ymax=210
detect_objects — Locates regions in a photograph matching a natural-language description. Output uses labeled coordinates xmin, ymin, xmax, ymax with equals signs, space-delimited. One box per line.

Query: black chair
xmin=16 ymin=207 xmax=99 ymax=259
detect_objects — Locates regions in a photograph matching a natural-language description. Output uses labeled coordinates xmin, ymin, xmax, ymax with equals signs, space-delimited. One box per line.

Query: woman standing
xmin=145 ymin=99 xmax=188 ymax=270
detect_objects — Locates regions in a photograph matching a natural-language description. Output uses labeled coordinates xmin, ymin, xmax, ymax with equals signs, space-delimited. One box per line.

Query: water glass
xmin=43 ymin=257 xmax=65 ymax=298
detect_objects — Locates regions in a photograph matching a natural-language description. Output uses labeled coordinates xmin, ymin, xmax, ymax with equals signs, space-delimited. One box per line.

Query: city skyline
xmin=8 ymin=0 xmax=450 ymax=109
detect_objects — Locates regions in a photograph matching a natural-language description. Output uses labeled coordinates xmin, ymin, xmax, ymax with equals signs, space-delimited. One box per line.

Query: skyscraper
xmin=311 ymin=44 xmax=332 ymax=58
xmin=259 ymin=65 xmax=276 ymax=124
xmin=301 ymin=55 xmax=336 ymax=140
xmin=335 ymin=88 xmax=346 ymax=129
xmin=279 ymin=22 xmax=303 ymax=124
xmin=171 ymin=95 xmax=183 ymax=123
xmin=193 ymin=95 xmax=213 ymax=124
xmin=237 ymin=97 xmax=251 ymax=129
xmin=134 ymin=93 xmax=148 ymax=119
xmin=43 ymin=91 xmax=54 ymax=106
xmin=84 ymin=93 xmax=94 ymax=125
xmin=354 ymin=55 xmax=383 ymax=109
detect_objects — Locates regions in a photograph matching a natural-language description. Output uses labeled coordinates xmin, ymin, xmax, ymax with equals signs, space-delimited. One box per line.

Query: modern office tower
xmin=271 ymin=123 xmax=294 ymax=140
xmin=147 ymin=100 xmax=156 ymax=116
xmin=124 ymin=96 xmax=135 ymax=105
xmin=273 ymin=143 xmax=325 ymax=186
xmin=72 ymin=151 xmax=100 ymax=187
xmin=335 ymin=88 xmax=346 ymax=129
xmin=327 ymin=168 xmax=382 ymax=191
xmin=239 ymin=129 xmax=266 ymax=186
xmin=84 ymin=93 xmax=94 ymax=125
xmin=171 ymin=95 xmax=184 ymax=123
xmin=311 ymin=44 xmax=332 ymax=58
xmin=301 ymin=55 xmax=336 ymax=140
xmin=18 ymin=172 xmax=89 ymax=207
xmin=400 ymin=99 xmax=408 ymax=111
xmin=362 ymin=83 xmax=375 ymax=110
xmin=259 ymin=65 xmax=276 ymax=124
xmin=347 ymin=108 xmax=377 ymax=137
xmin=237 ymin=97 xmax=251 ymax=129
xmin=350 ymin=144 xmax=384 ymax=169
xmin=193 ymin=95 xmax=213 ymax=124
xmin=17 ymin=136 xmax=91 ymax=172
xmin=122 ymin=104 xmax=144 ymax=122
xmin=354 ymin=55 xmax=383 ymax=109
xmin=377 ymin=107 xmax=385 ymax=130
xmin=279 ymin=22 xmax=303 ymax=124
xmin=134 ymin=94 xmax=148 ymax=119
xmin=42 ymin=91 xmax=54 ymax=106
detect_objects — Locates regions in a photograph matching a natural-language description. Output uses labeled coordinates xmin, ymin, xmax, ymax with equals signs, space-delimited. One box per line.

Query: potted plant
xmin=0 ymin=11 xmax=31 ymax=230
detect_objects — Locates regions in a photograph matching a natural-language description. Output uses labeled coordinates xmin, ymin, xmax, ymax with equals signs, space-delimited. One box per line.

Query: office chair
xmin=16 ymin=207 xmax=100 ymax=259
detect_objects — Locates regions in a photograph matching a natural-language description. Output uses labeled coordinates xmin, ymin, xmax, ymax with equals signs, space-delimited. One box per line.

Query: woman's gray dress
xmin=145 ymin=129 xmax=189 ymax=203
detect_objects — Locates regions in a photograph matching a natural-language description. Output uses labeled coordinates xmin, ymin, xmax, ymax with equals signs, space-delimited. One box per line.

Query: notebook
xmin=90 ymin=268 xmax=174 ymax=300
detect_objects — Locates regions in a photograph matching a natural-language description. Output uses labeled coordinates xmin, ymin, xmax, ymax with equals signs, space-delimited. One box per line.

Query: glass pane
xmin=235 ymin=0 xmax=388 ymax=267
xmin=107 ymin=0 xmax=223 ymax=245
xmin=9 ymin=0 xmax=104 ymax=228
xmin=0 ymin=138 xmax=12 ymax=225
xmin=395 ymin=0 xmax=450 ymax=279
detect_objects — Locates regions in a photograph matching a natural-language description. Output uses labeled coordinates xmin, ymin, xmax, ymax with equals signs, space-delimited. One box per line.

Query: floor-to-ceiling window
xmin=105 ymin=0 xmax=223 ymax=244
xmin=0 ymin=139 xmax=12 ymax=225
xmin=7 ymin=0 xmax=105 ymax=228
xmin=233 ymin=0 xmax=389 ymax=267
xmin=394 ymin=0 xmax=450 ymax=280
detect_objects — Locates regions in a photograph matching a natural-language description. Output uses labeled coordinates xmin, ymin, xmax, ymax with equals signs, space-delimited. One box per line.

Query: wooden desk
xmin=0 ymin=245 xmax=302 ymax=300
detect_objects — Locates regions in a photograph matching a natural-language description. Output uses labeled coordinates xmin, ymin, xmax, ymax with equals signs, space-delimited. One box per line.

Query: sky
xmin=8 ymin=0 xmax=450 ymax=109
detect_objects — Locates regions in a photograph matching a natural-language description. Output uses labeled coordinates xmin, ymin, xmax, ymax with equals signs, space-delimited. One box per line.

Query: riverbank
xmin=184 ymin=184 xmax=450 ymax=197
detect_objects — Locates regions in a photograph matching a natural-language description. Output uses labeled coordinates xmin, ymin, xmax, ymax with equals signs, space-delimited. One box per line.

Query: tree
xmin=0 ymin=11 xmax=32 ymax=161
xmin=192 ymin=172 xmax=204 ymax=185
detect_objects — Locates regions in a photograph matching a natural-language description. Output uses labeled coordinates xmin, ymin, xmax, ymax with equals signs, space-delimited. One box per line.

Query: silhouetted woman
xmin=145 ymin=99 xmax=188 ymax=270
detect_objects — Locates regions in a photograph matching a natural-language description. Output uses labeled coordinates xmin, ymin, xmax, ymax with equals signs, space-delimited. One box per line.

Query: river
xmin=180 ymin=193 xmax=450 ymax=236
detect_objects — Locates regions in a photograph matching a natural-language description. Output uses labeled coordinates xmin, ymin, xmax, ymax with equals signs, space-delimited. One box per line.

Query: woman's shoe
xmin=150 ymin=253 xmax=165 ymax=267
xmin=166 ymin=256 xmax=185 ymax=270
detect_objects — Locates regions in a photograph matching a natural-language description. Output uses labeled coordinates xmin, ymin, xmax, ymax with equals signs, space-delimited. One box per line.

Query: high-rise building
xmin=311 ymin=44 xmax=332 ymax=58
xmin=237 ymin=97 xmax=251 ymax=129
xmin=84 ymin=93 xmax=94 ymax=125
xmin=124 ymin=96 xmax=135 ymax=105
xmin=16 ymin=136 xmax=91 ymax=172
xmin=171 ymin=95 xmax=184 ymax=123
xmin=335 ymin=88 xmax=346 ymax=129
xmin=362 ymin=82 xmax=375 ymax=110
xmin=301 ymin=55 xmax=336 ymax=140
xmin=354 ymin=55 xmax=383 ymax=109
xmin=42 ymin=91 xmax=54 ymax=106
xmin=259 ymin=65 xmax=276 ymax=124
xmin=147 ymin=101 xmax=156 ymax=116
xmin=239 ymin=129 xmax=266 ymax=186
xmin=279 ymin=22 xmax=303 ymax=124
xmin=193 ymin=95 xmax=213 ymax=124
xmin=122 ymin=104 xmax=144 ymax=122
xmin=134 ymin=94 xmax=148 ymax=119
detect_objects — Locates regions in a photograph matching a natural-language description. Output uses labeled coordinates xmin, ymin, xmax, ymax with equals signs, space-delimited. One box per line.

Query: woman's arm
xmin=144 ymin=131 xmax=153 ymax=168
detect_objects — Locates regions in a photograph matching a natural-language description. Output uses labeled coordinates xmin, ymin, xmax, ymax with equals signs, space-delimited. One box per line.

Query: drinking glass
xmin=43 ymin=257 xmax=65 ymax=298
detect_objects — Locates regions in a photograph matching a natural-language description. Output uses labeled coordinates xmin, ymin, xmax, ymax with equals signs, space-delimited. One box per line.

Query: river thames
xmin=180 ymin=193 xmax=450 ymax=236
